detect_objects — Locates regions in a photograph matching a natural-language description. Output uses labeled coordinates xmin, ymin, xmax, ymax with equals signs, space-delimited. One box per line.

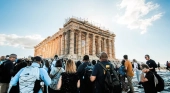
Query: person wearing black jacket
xmin=0 ymin=54 xmax=17 ymax=93
xmin=77 ymin=55 xmax=94 ymax=93
xmin=145 ymin=55 xmax=157 ymax=73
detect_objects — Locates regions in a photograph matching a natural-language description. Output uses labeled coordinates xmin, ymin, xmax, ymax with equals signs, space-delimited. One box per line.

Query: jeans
xmin=127 ymin=76 xmax=134 ymax=93
xmin=135 ymin=70 xmax=141 ymax=82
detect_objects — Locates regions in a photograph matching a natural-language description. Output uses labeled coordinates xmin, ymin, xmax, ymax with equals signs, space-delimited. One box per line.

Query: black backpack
xmin=98 ymin=62 xmax=121 ymax=93
xmin=83 ymin=64 xmax=95 ymax=93
xmin=154 ymin=73 xmax=164 ymax=92
xmin=84 ymin=64 xmax=93 ymax=79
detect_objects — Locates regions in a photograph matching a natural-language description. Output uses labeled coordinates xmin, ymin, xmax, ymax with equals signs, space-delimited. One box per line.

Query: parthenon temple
xmin=34 ymin=17 xmax=116 ymax=60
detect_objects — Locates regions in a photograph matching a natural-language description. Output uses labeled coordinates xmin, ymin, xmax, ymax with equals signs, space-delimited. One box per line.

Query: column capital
xmin=85 ymin=32 xmax=89 ymax=34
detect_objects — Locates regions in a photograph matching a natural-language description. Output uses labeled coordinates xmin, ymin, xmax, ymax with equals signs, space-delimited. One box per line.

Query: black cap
xmin=83 ymin=55 xmax=89 ymax=61
xmin=33 ymin=56 xmax=42 ymax=61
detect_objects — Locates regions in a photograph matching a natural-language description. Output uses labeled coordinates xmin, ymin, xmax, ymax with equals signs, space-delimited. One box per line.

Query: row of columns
xmin=35 ymin=30 xmax=115 ymax=59
xmin=35 ymin=35 xmax=63 ymax=58
xmin=61 ymin=30 xmax=115 ymax=59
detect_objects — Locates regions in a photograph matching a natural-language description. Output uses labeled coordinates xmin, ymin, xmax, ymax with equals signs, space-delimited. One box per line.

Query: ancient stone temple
xmin=34 ymin=17 xmax=116 ymax=60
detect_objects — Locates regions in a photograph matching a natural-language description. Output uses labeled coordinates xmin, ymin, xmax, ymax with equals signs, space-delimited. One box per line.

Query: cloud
xmin=116 ymin=0 xmax=162 ymax=34
xmin=0 ymin=34 xmax=44 ymax=49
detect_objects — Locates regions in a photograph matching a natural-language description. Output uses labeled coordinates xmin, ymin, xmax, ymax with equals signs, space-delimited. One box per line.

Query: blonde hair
xmin=65 ymin=59 xmax=76 ymax=73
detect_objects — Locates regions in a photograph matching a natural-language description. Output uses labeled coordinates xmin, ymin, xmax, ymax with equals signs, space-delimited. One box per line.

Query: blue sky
xmin=0 ymin=0 xmax=170 ymax=64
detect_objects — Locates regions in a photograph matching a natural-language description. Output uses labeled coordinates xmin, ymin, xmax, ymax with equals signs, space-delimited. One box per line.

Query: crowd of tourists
xmin=0 ymin=53 xmax=168 ymax=93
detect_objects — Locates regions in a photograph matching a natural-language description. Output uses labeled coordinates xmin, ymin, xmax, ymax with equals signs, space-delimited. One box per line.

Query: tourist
xmin=118 ymin=60 xmax=128 ymax=92
xmin=157 ymin=62 xmax=160 ymax=71
xmin=43 ymin=60 xmax=50 ymax=74
xmin=145 ymin=54 xmax=157 ymax=73
xmin=6 ymin=55 xmax=9 ymax=60
xmin=0 ymin=54 xmax=17 ymax=93
xmin=76 ymin=61 xmax=82 ymax=69
xmin=9 ymin=56 xmax=51 ymax=93
xmin=92 ymin=60 xmax=96 ymax=66
xmin=166 ymin=61 xmax=170 ymax=71
xmin=140 ymin=64 xmax=157 ymax=93
xmin=12 ymin=60 xmax=27 ymax=76
xmin=0 ymin=56 xmax=5 ymax=65
xmin=77 ymin=55 xmax=95 ymax=93
xmin=49 ymin=60 xmax=65 ymax=93
xmin=132 ymin=59 xmax=141 ymax=83
xmin=51 ymin=55 xmax=58 ymax=69
xmin=90 ymin=52 xmax=120 ymax=93
xmin=124 ymin=55 xmax=134 ymax=93
xmin=9 ymin=60 xmax=27 ymax=93
xmin=57 ymin=59 xmax=80 ymax=93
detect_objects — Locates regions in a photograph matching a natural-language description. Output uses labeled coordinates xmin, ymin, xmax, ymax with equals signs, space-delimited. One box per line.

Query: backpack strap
xmin=99 ymin=62 xmax=120 ymax=81
xmin=98 ymin=62 xmax=108 ymax=71
xmin=51 ymin=68 xmax=61 ymax=79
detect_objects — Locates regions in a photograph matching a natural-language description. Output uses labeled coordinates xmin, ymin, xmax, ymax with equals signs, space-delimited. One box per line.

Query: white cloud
xmin=117 ymin=0 xmax=162 ymax=34
xmin=0 ymin=34 xmax=44 ymax=49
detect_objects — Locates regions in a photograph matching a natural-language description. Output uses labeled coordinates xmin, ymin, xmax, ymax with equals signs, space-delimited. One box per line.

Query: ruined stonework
xmin=34 ymin=18 xmax=116 ymax=61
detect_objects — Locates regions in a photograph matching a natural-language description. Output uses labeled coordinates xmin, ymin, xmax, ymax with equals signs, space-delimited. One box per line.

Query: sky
xmin=0 ymin=0 xmax=170 ymax=64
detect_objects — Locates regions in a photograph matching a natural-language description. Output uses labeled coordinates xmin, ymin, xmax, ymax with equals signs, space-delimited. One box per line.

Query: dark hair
xmin=141 ymin=64 xmax=149 ymax=69
xmin=145 ymin=54 xmax=150 ymax=58
xmin=55 ymin=60 xmax=62 ymax=67
xmin=76 ymin=61 xmax=81 ymax=68
xmin=121 ymin=60 xmax=125 ymax=65
xmin=16 ymin=62 xmax=27 ymax=73
xmin=123 ymin=55 xmax=128 ymax=59
xmin=92 ymin=60 xmax=96 ymax=65
xmin=17 ymin=59 xmax=22 ymax=63
xmin=83 ymin=55 xmax=89 ymax=61
xmin=33 ymin=56 xmax=42 ymax=62
xmin=45 ymin=60 xmax=50 ymax=68
xmin=54 ymin=55 xmax=58 ymax=58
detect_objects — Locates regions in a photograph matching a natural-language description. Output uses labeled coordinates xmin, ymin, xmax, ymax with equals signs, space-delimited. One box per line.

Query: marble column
xmin=47 ymin=43 xmax=50 ymax=58
xmin=78 ymin=31 xmax=82 ymax=56
xmin=98 ymin=36 xmax=101 ymax=54
xmin=61 ymin=34 xmax=65 ymax=55
xmin=55 ymin=38 xmax=57 ymax=55
xmin=92 ymin=34 xmax=96 ymax=56
xmin=57 ymin=37 xmax=60 ymax=55
xmin=109 ymin=39 xmax=112 ymax=58
xmin=85 ymin=32 xmax=89 ymax=55
xmin=50 ymin=42 xmax=53 ymax=58
xmin=104 ymin=38 xmax=107 ymax=53
xmin=51 ymin=41 xmax=54 ymax=57
xmin=70 ymin=30 xmax=74 ymax=55
xmin=65 ymin=32 xmax=68 ymax=55
xmin=112 ymin=39 xmax=115 ymax=59
xmin=52 ymin=40 xmax=54 ymax=56
xmin=59 ymin=36 xmax=62 ymax=55
xmin=49 ymin=42 xmax=52 ymax=58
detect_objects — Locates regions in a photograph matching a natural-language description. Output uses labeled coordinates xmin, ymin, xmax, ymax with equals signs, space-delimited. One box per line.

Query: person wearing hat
xmin=0 ymin=54 xmax=17 ymax=93
xmin=9 ymin=56 xmax=51 ymax=93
